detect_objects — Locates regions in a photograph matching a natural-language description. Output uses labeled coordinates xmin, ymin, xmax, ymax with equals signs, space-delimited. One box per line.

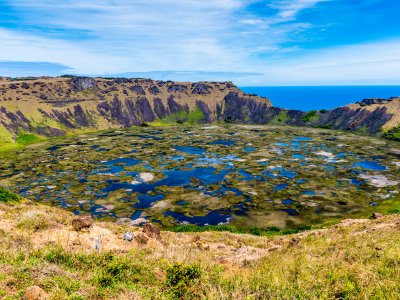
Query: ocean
xmin=240 ymin=86 xmax=400 ymax=112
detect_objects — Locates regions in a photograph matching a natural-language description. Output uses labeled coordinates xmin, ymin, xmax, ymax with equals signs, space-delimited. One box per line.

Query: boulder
xmin=372 ymin=212 xmax=384 ymax=220
xmin=143 ymin=223 xmax=161 ymax=240
xmin=71 ymin=216 xmax=93 ymax=231
xmin=24 ymin=286 xmax=49 ymax=300
xmin=123 ymin=232 xmax=134 ymax=242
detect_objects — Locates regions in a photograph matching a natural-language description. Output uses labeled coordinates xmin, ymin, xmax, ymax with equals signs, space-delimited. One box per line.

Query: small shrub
xmin=301 ymin=110 xmax=320 ymax=123
xmin=166 ymin=263 xmax=201 ymax=299
xmin=0 ymin=188 xmax=21 ymax=203
xmin=383 ymin=125 xmax=400 ymax=141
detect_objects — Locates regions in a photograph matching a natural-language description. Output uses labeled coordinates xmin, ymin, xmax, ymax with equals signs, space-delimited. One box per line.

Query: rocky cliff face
xmin=0 ymin=77 xmax=270 ymax=142
xmin=0 ymin=76 xmax=399 ymax=143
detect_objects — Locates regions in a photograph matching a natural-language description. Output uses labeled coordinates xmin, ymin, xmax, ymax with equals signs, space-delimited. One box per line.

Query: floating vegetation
xmin=0 ymin=125 xmax=399 ymax=229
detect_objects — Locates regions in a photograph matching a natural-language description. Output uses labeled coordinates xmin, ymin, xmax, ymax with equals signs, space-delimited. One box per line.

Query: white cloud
xmin=249 ymin=39 xmax=400 ymax=85
xmin=268 ymin=0 xmax=329 ymax=21
xmin=1 ymin=0 xmax=398 ymax=85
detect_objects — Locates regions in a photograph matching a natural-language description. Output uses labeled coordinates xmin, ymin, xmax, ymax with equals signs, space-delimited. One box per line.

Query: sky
xmin=0 ymin=0 xmax=399 ymax=85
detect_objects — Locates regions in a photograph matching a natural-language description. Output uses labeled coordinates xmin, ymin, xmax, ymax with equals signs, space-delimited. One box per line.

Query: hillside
xmin=1 ymin=77 xmax=400 ymax=150
xmin=0 ymin=194 xmax=399 ymax=299
xmin=0 ymin=77 xmax=270 ymax=148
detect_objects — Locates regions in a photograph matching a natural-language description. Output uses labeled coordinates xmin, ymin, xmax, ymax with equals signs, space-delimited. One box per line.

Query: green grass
xmin=16 ymin=132 xmax=43 ymax=145
xmin=0 ymin=188 xmax=21 ymax=203
xmin=269 ymin=110 xmax=288 ymax=125
xmin=169 ymin=224 xmax=312 ymax=236
xmin=301 ymin=110 xmax=320 ymax=123
xmin=157 ymin=107 xmax=205 ymax=125
xmin=1 ymin=201 xmax=400 ymax=299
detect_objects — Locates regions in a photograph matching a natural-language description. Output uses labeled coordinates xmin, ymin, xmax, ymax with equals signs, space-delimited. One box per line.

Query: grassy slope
xmin=0 ymin=194 xmax=399 ymax=299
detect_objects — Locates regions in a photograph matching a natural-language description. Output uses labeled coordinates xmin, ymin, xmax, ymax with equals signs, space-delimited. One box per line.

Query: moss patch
xmin=16 ymin=132 xmax=43 ymax=145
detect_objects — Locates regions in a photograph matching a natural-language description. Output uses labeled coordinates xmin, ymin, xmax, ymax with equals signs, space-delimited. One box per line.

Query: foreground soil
xmin=0 ymin=200 xmax=399 ymax=299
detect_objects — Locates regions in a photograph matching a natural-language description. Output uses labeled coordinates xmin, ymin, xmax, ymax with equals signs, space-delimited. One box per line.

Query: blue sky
xmin=0 ymin=0 xmax=399 ymax=85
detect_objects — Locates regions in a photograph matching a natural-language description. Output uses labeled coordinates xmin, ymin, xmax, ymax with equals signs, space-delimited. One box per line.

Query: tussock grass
xmin=0 ymin=199 xmax=400 ymax=299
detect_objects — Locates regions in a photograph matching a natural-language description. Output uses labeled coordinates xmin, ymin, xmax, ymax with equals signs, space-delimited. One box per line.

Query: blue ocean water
xmin=240 ymin=86 xmax=400 ymax=111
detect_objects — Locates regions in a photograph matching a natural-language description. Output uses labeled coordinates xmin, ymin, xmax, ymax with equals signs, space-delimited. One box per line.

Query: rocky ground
xmin=1 ymin=198 xmax=399 ymax=299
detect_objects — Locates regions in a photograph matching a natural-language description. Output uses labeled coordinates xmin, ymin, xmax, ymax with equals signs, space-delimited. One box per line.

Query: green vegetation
xmin=0 ymin=188 xmax=21 ymax=203
xmin=269 ymin=110 xmax=287 ymax=125
xmin=301 ymin=110 xmax=320 ymax=123
xmin=383 ymin=125 xmax=400 ymax=141
xmin=16 ymin=132 xmax=43 ymax=145
xmin=157 ymin=106 xmax=205 ymax=125
xmin=170 ymin=224 xmax=312 ymax=236
xmin=166 ymin=264 xmax=201 ymax=298
xmin=315 ymin=124 xmax=333 ymax=129
xmin=1 ymin=201 xmax=400 ymax=299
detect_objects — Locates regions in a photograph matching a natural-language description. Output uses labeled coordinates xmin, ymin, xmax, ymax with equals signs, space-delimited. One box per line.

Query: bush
xmin=0 ymin=188 xmax=21 ymax=203
xmin=166 ymin=263 xmax=201 ymax=299
xmin=301 ymin=110 xmax=320 ymax=123
xmin=383 ymin=126 xmax=400 ymax=141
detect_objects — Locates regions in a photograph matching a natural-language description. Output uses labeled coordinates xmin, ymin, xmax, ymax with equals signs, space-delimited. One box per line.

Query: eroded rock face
xmin=192 ymin=83 xmax=210 ymax=95
xmin=167 ymin=84 xmax=187 ymax=93
xmin=0 ymin=76 xmax=396 ymax=141
xmin=70 ymin=77 xmax=97 ymax=92
xmin=129 ymin=85 xmax=146 ymax=95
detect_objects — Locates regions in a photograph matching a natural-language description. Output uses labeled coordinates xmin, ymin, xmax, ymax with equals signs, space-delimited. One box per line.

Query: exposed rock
xmin=143 ymin=223 xmax=161 ymax=240
xmin=123 ymin=232 xmax=134 ymax=242
xmin=192 ymin=83 xmax=210 ymax=95
xmin=148 ymin=85 xmax=160 ymax=95
xmin=24 ymin=286 xmax=49 ymax=300
xmin=70 ymin=77 xmax=97 ymax=92
xmin=372 ymin=213 xmax=384 ymax=220
xmin=167 ymin=84 xmax=187 ymax=93
xmin=71 ymin=216 xmax=93 ymax=231
xmin=129 ymin=85 xmax=146 ymax=95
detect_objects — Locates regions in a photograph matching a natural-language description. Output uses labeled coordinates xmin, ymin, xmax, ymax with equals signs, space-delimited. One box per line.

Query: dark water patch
xmin=281 ymin=199 xmax=294 ymax=205
xmin=302 ymin=190 xmax=316 ymax=196
xmin=134 ymin=194 xmax=165 ymax=209
xmin=174 ymin=146 xmax=206 ymax=155
xmin=274 ymin=183 xmax=288 ymax=192
xmin=155 ymin=167 xmax=231 ymax=187
xmin=131 ymin=210 xmax=143 ymax=220
xmin=281 ymin=208 xmax=299 ymax=216
xmin=208 ymin=140 xmax=236 ymax=146
xmin=353 ymin=161 xmax=387 ymax=171
xmin=47 ymin=144 xmax=69 ymax=151
xmin=102 ymin=180 xmax=155 ymax=194
xmin=164 ymin=210 xmax=231 ymax=225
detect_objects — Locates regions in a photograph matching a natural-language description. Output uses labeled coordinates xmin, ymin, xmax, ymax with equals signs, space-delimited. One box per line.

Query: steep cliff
xmin=0 ymin=76 xmax=399 ymax=147
xmin=0 ymin=77 xmax=270 ymax=145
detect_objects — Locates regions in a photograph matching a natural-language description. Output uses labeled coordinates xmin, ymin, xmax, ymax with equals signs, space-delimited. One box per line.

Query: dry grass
xmin=0 ymin=200 xmax=400 ymax=299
